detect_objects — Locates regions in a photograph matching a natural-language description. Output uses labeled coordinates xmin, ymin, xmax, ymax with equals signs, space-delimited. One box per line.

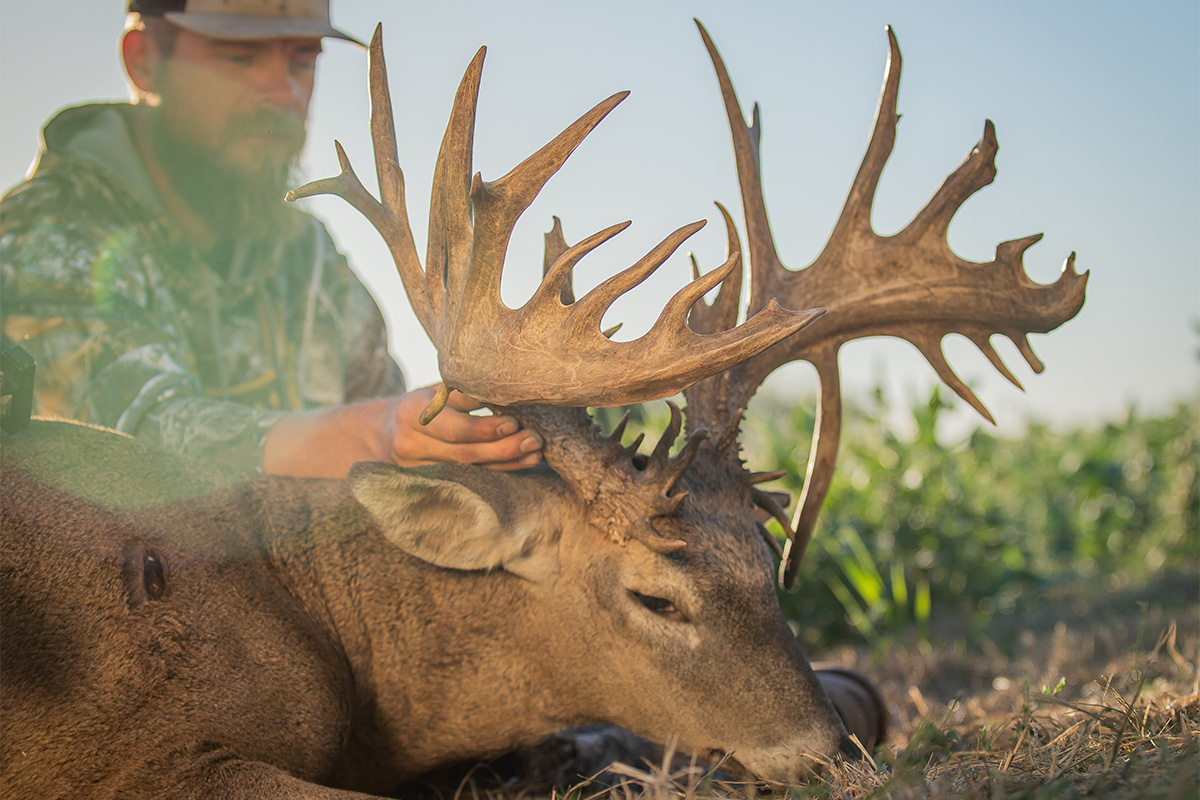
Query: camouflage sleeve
xmin=305 ymin=221 xmax=405 ymax=403
xmin=342 ymin=270 xmax=406 ymax=403
xmin=88 ymin=342 xmax=285 ymax=476
xmin=1 ymin=181 xmax=282 ymax=476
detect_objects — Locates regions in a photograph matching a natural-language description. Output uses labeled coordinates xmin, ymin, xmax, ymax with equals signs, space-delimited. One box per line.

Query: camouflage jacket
xmin=0 ymin=103 xmax=403 ymax=475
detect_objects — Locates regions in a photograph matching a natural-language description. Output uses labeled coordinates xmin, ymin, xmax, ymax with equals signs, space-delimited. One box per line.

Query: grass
xmin=403 ymin=392 xmax=1199 ymax=799
xmin=796 ymin=580 xmax=1199 ymax=799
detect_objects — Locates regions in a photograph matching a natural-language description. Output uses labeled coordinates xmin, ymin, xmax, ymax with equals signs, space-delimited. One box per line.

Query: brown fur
xmin=1 ymin=420 xmax=847 ymax=799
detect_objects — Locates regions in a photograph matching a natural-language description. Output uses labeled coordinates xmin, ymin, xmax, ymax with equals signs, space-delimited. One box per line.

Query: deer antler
xmin=288 ymin=25 xmax=826 ymax=419
xmin=513 ymin=401 xmax=708 ymax=553
xmin=685 ymin=21 xmax=1088 ymax=587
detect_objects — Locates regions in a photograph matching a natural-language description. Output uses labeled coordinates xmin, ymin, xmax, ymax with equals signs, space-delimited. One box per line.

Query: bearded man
xmin=0 ymin=0 xmax=544 ymax=478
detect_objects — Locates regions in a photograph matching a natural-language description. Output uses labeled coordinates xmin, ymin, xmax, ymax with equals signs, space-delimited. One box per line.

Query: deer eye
xmin=630 ymin=590 xmax=685 ymax=621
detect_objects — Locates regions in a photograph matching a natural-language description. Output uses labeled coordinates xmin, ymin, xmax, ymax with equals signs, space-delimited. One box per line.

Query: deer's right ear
xmin=347 ymin=462 xmax=556 ymax=581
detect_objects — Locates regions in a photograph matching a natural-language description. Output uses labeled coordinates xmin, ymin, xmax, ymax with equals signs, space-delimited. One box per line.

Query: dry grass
xmin=401 ymin=573 xmax=1198 ymax=800
xmin=811 ymin=621 xmax=1199 ymax=799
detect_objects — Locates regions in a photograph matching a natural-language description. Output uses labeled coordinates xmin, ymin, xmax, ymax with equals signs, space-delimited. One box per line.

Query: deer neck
xmin=296 ymin=508 xmax=588 ymax=781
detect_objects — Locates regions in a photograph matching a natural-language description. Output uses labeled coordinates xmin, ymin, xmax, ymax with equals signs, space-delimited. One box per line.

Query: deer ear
xmin=347 ymin=462 xmax=558 ymax=582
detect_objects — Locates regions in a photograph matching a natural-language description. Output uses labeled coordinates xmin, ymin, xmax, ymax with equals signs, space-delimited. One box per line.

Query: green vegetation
xmin=748 ymin=388 xmax=1198 ymax=649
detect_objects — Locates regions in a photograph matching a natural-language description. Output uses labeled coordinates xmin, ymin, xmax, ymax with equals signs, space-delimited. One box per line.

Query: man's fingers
xmin=422 ymin=406 xmax=530 ymax=446
xmin=392 ymin=387 xmax=543 ymax=470
xmin=411 ymin=386 xmax=529 ymax=444
xmin=445 ymin=389 xmax=484 ymax=413
xmin=479 ymin=452 xmax=544 ymax=472
xmin=396 ymin=431 xmax=543 ymax=469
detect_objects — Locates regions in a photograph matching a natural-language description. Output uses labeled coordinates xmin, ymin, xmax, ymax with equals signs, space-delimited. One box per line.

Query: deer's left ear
xmin=347 ymin=462 xmax=559 ymax=582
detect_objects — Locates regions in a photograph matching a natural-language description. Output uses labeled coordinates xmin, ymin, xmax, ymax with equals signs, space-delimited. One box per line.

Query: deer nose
xmin=836 ymin=733 xmax=864 ymax=760
xmin=814 ymin=667 xmax=889 ymax=754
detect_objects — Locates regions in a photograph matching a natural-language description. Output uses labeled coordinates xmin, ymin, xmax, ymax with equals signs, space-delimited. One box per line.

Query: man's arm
xmin=261 ymin=386 xmax=543 ymax=479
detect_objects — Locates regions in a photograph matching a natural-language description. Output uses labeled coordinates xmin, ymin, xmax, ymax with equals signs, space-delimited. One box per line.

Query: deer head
xmin=289 ymin=20 xmax=1085 ymax=778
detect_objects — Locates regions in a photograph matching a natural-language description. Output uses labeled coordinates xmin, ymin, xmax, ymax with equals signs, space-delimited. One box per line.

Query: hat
xmin=128 ymin=0 xmax=364 ymax=47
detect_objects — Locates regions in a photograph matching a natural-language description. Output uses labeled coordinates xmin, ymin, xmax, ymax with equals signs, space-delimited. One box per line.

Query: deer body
xmin=1 ymin=419 xmax=847 ymax=799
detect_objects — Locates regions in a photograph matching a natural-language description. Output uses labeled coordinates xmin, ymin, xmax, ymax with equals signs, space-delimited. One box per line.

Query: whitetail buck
xmin=0 ymin=21 xmax=1085 ymax=799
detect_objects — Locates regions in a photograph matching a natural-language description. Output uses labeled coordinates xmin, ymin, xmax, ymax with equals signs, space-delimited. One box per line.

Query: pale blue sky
xmin=1 ymin=1 xmax=1196 ymax=435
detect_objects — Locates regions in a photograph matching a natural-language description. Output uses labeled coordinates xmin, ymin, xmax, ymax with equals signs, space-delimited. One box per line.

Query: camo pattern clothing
xmin=0 ymin=103 xmax=404 ymax=475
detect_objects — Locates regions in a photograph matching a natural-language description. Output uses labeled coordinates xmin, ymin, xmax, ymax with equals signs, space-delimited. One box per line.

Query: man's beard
xmin=145 ymin=106 xmax=308 ymax=244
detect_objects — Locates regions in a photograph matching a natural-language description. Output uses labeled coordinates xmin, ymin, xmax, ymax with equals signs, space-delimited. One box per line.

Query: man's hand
xmin=262 ymin=384 xmax=543 ymax=479
xmin=382 ymin=385 xmax=543 ymax=472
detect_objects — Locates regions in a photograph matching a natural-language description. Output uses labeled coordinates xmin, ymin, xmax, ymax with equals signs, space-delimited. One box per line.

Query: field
xmin=405 ymin=393 xmax=1199 ymax=799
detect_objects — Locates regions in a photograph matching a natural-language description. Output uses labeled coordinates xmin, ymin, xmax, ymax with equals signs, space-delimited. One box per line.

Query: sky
xmin=1 ymin=1 xmax=1196 ymax=437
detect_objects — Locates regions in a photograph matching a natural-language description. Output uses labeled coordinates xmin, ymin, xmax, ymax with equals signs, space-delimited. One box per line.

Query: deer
xmin=0 ymin=20 xmax=1086 ymax=800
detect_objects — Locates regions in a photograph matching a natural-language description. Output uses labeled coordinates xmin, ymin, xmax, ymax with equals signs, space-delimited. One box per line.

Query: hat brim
xmin=163 ymin=13 xmax=366 ymax=47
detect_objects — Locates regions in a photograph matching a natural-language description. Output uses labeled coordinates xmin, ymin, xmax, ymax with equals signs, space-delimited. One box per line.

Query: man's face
xmin=145 ymin=30 xmax=322 ymax=241
xmin=156 ymin=31 xmax=320 ymax=171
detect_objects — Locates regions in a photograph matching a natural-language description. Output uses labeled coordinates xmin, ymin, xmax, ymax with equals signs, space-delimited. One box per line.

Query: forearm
xmin=261 ymin=400 xmax=391 ymax=479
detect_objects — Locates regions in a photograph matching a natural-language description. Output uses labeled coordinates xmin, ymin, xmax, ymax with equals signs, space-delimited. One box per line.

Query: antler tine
xmin=608 ymin=409 xmax=632 ymax=443
xmin=460 ymin=90 xmax=630 ymax=320
xmin=565 ymin=220 xmax=705 ymax=334
xmin=366 ymin=25 xmax=404 ymax=236
xmin=684 ymin=203 xmax=749 ymax=438
xmin=781 ymin=350 xmax=840 ymax=588
xmin=820 ymin=26 xmax=902 ymax=254
xmin=543 ymin=216 xmax=577 ymax=305
xmin=648 ymin=401 xmax=684 ymax=471
xmin=289 ymin=25 xmax=432 ymax=332
xmin=426 ymin=45 xmax=487 ymax=338
xmin=640 ymin=400 xmax=711 ymax=491
xmin=536 ymin=221 xmax=631 ymax=310
xmin=750 ymin=487 xmax=794 ymax=565
xmin=286 ymin=139 xmax=389 ymax=238
xmin=688 ymin=201 xmax=745 ymax=336
xmin=694 ymin=20 xmax=784 ymax=307
xmin=687 ymin=21 xmax=1088 ymax=586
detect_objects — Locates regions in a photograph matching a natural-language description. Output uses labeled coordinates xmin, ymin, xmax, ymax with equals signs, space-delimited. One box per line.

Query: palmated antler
xmin=684 ymin=21 xmax=1088 ymax=587
xmin=289 ymin=25 xmax=825 ymax=419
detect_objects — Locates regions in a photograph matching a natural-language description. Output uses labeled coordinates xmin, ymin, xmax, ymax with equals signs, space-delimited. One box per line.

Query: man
xmin=0 ymin=0 xmax=543 ymax=478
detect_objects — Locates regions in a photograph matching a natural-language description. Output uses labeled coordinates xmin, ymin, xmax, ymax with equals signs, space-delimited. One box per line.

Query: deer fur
xmin=1 ymin=419 xmax=850 ymax=799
